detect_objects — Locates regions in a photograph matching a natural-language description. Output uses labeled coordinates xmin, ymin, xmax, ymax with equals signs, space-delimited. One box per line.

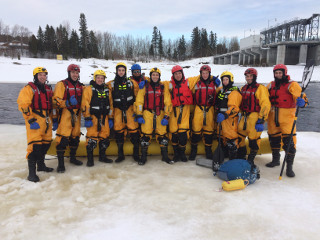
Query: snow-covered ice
xmin=0 ymin=125 xmax=320 ymax=240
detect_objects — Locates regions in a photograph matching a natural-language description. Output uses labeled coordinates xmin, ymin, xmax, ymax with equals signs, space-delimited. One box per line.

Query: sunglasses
xmin=133 ymin=70 xmax=141 ymax=74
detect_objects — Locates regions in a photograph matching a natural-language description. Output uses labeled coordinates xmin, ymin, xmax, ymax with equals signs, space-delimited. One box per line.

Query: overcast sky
xmin=0 ymin=0 xmax=319 ymax=41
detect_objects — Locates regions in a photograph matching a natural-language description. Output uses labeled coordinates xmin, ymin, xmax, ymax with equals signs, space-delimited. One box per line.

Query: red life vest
xmin=240 ymin=83 xmax=261 ymax=112
xmin=269 ymin=81 xmax=295 ymax=108
xmin=28 ymin=82 xmax=53 ymax=110
xmin=143 ymin=82 xmax=164 ymax=115
xmin=62 ymin=79 xmax=83 ymax=109
xmin=194 ymin=80 xmax=216 ymax=106
xmin=169 ymin=78 xmax=193 ymax=107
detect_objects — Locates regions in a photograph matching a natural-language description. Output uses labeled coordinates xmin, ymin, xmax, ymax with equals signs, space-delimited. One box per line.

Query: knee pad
xmin=191 ymin=133 xmax=202 ymax=144
xmin=56 ymin=137 xmax=69 ymax=150
xmin=130 ymin=132 xmax=140 ymax=144
xmin=69 ymin=136 xmax=80 ymax=147
xmin=178 ymin=132 xmax=188 ymax=147
xmin=282 ymin=136 xmax=296 ymax=154
xmin=204 ymin=134 xmax=213 ymax=145
xmin=141 ymin=135 xmax=150 ymax=147
xmin=269 ymin=135 xmax=281 ymax=149
xmin=115 ymin=132 xmax=125 ymax=144
xmin=87 ymin=138 xmax=98 ymax=151
xmin=99 ymin=138 xmax=110 ymax=149
xmin=249 ymin=139 xmax=259 ymax=151
xmin=158 ymin=136 xmax=169 ymax=147
xmin=171 ymin=133 xmax=179 ymax=145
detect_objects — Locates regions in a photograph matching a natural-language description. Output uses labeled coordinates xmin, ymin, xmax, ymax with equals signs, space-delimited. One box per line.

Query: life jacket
xmin=240 ymin=83 xmax=261 ymax=112
xmin=194 ymin=80 xmax=216 ymax=106
xmin=216 ymin=86 xmax=239 ymax=113
xmin=269 ymin=81 xmax=295 ymax=108
xmin=62 ymin=79 xmax=83 ymax=110
xmin=169 ymin=78 xmax=193 ymax=107
xmin=112 ymin=78 xmax=135 ymax=111
xmin=143 ymin=82 xmax=164 ymax=116
xmin=28 ymin=82 xmax=53 ymax=111
xmin=90 ymin=85 xmax=110 ymax=117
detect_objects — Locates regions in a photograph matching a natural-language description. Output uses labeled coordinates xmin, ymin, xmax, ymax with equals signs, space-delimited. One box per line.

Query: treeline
xmin=1 ymin=14 xmax=240 ymax=61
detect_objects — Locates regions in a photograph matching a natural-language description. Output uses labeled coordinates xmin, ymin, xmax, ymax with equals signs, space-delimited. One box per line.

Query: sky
xmin=0 ymin=0 xmax=319 ymax=41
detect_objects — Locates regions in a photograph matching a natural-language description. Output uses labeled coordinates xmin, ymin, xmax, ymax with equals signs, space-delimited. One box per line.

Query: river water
xmin=0 ymin=82 xmax=319 ymax=132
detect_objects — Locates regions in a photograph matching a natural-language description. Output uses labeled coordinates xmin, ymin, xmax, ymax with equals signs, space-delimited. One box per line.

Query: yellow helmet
xmin=116 ymin=62 xmax=127 ymax=71
xmin=33 ymin=67 xmax=48 ymax=76
xmin=93 ymin=70 xmax=106 ymax=81
xmin=150 ymin=67 xmax=161 ymax=76
xmin=220 ymin=71 xmax=234 ymax=83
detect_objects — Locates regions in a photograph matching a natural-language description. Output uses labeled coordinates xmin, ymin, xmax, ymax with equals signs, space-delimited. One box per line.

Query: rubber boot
xmin=189 ymin=144 xmax=198 ymax=161
xmin=138 ymin=146 xmax=148 ymax=165
xmin=115 ymin=143 xmax=125 ymax=163
xmin=27 ymin=153 xmax=40 ymax=182
xmin=161 ymin=147 xmax=174 ymax=164
xmin=69 ymin=147 xmax=83 ymax=166
xmin=237 ymin=146 xmax=247 ymax=160
xmin=222 ymin=144 xmax=229 ymax=158
xmin=57 ymin=151 xmax=66 ymax=173
xmin=133 ymin=143 xmax=140 ymax=162
xmin=227 ymin=143 xmax=238 ymax=160
xmin=266 ymin=150 xmax=281 ymax=168
xmin=247 ymin=150 xmax=258 ymax=169
xmin=286 ymin=153 xmax=295 ymax=177
xmin=37 ymin=144 xmax=54 ymax=172
xmin=205 ymin=146 xmax=213 ymax=160
xmin=86 ymin=147 xmax=94 ymax=167
xmin=179 ymin=146 xmax=188 ymax=162
xmin=99 ymin=142 xmax=113 ymax=163
xmin=172 ymin=145 xmax=180 ymax=162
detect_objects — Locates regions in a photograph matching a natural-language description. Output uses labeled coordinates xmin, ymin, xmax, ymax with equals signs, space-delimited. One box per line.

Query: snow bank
xmin=0 ymin=124 xmax=320 ymax=240
xmin=0 ymin=56 xmax=319 ymax=84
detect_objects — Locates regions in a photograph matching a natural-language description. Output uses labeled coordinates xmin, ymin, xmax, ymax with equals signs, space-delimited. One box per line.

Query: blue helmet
xmin=131 ymin=64 xmax=141 ymax=71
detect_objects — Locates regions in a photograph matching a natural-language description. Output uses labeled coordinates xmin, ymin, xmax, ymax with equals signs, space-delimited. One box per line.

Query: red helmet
xmin=244 ymin=68 xmax=257 ymax=77
xmin=200 ymin=65 xmax=211 ymax=72
xmin=172 ymin=65 xmax=183 ymax=74
xmin=273 ymin=64 xmax=287 ymax=75
xmin=67 ymin=64 xmax=80 ymax=73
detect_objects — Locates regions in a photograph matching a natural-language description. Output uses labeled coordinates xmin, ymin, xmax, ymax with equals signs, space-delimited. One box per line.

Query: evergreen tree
xmin=191 ymin=27 xmax=200 ymax=57
xmin=44 ymin=25 xmax=56 ymax=55
xmin=149 ymin=44 xmax=154 ymax=58
xmin=200 ymin=28 xmax=209 ymax=57
xmin=69 ymin=29 xmax=80 ymax=59
xmin=151 ymin=26 xmax=159 ymax=58
xmin=37 ymin=26 xmax=44 ymax=56
xmin=79 ymin=13 xmax=89 ymax=58
xmin=56 ymin=24 xmax=69 ymax=57
xmin=28 ymin=34 xmax=38 ymax=57
xmin=178 ymin=35 xmax=187 ymax=60
xmin=158 ymin=31 xmax=164 ymax=59
xmin=209 ymin=31 xmax=217 ymax=55
xmin=88 ymin=30 xmax=99 ymax=58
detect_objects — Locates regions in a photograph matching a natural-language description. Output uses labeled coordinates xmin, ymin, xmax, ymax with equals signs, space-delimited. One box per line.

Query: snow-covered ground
xmin=0 ymin=125 xmax=320 ymax=240
xmin=0 ymin=56 xmax=319 ymax=84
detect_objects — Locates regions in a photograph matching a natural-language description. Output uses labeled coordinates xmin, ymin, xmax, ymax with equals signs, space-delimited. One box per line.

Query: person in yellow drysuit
xmin=134 ymin=67 xmax=173 ymax=165
xmin=53 ymin=64 xmax=84 ymax=173
xmin=266 ymin=64 xmax=308 ymax=177
xmin=189 ymin=65 xmax=221 ymax=161
xmin=237 ymin=68 xmax=271 ymax=168
xmin=81 ymin=70 xmax=114 ymax=167
xmin=215 ymin=71 xmax=242 ymax=162
xmin=17 ymin=67 xmax=56 ymax=182
xmin=108 ymin=62 xmax=140 ymax=162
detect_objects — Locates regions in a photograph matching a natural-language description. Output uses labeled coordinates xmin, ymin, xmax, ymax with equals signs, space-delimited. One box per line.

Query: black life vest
xmin=112 ymin=78 xmax=135 ymax=110
xmin=90 ymin=85 xmax=110 ymax=117
xmin=216 ymin=86 xmax=239 ymax=113
xmin=240 ymin=83 xmax=261 ymax=112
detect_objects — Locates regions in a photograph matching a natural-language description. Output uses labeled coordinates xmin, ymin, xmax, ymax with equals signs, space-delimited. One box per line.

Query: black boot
xmin=172 ymin=145 xmax=180 ymax=162
xmin=138 ymin=146 xmax=148 ymax=165
xmin=86 ymin=146 xmax=94 ymax=167
xmin=57 ymin=151 xmax=65 ymax=173
xmin=286 ymin=153 xmax=295 ymax=177
xmin=37 ymin=144 xmax=53 ymax=172
xmin=69 ymin=147 xmax=83 ymax=166
xmin=227 ymin=141 xmax=238 ymax=160
xmin=179 ymin=146 xmax=188 ymax=162
xmin=205 ymin=146 xmax=213 ymax=160
xmin=222 ymin=143 xmax=229 ymax=158
xmin=115 ymin=143 xmax=125 ymax=163
xmin=99 ymin=141 xmax=113 ymax=163
xmin=161 ymin=147 xmax=174 ymax=164
xmin=247 ymin=150 xmax=258 ymax=169
xmin=133 ymin=143 xmax=140 ymax=162
xmin=27 ymin=153 xmax=40 ymax=182
xmin=237 ymin=146 xmax=247 ymax=159
xmin=189 ymin=144 xmax=198 ymax=161
xmin=266 ymin=150 xmax=281 ymax=168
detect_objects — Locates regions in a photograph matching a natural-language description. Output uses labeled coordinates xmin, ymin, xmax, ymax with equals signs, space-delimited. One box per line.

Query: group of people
xmin=17 ymin=62 xmax=308 ymax=182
